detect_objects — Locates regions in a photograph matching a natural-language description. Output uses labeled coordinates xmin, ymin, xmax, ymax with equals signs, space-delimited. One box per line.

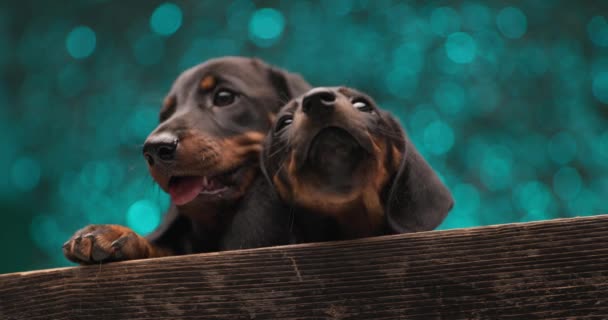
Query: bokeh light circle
xmin=385 ymin=69 xmax=419 ymax=99
xmin=433 ymin=81 xmax=465 ymax=114
xmin=567 ymin=189 xmax=598 ymax=217
xmin=496 ymin=7 xmax=527 ymax=39
xmin=30 ymin=214 xmax=62 ymax=252
xmin=452 ymin=183 xmax=481 ymax=218
xmin=430 ymin=7 xmax=461 ymax=36
xmin=59 ymin=172 xmax=80 ymax=204
xmin=248 ymin=8 xmax=285 ymax=47
xmin=480 ymin=146 xmax=513 ymax=191
xmin=553 ymin=166 xmax=582 ymax=201
xmin=592 ymin=71 xmax=608 ymax=104
xmin=547 ymin=131 xmax=578 ymax=164
xmin=150 ymin=2 xmax=183 ymax=36
xmin=408 ymin=106 xmax=439 ymax=135
xmin=126 ymin=199 xmax=161 ymax=235
xmin=11 ymin=157 xmax=41 ymax=191
xmin=515 ymin=181 xmax=552 ymax=221
xmin=445 ymin=32 xmax=476 ymax=64
xmin=65 ymin=26 xmax=96 ymax=59
xmin=80 ymin=161 xmax=111 ymax=190
xmin=392 ymin=43 xmax=424 ymax=75
xmin=386 ymin=43 xmax=424 ymax=98
xmin=423 ymin=120 xmax=455 ymax=155
xmin=587 ymin=16 xmax=608 ymax=47
xmin=438 ymin=183 xmax=480 ymax=229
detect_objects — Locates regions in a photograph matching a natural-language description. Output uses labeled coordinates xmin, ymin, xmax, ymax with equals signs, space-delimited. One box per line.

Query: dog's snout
xmin=302 ymin=89 xmax=336 ymax=116
xmin=143 ymin=133 xmax=179 ymax=166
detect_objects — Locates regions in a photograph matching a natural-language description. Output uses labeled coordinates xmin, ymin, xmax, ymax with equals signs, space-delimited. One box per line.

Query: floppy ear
xmin=249 ymin=57 xmax=311 ymax=107
xmin=384 ymin=114 xmax=454 ymax=233
xmin=267 ymin=66 xmax=311 ymax=107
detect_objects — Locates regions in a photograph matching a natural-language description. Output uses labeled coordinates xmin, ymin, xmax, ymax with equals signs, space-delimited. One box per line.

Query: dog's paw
xmin=63 ymin=225 xmax=150 ymax=264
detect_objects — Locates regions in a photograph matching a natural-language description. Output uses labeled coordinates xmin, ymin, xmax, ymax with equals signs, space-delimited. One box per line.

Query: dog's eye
xmin=275 ymin=115 xmax=293 ymax=132
xmin=213 ymin=89 xmax=236 ymax=107
xmin=352 ymin=99 xmax=373 ymax=112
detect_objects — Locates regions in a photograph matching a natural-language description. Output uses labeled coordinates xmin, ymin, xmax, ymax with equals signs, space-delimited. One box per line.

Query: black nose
xmin=143 ymin=137 xmax=178 ymax=166
xmin=302 ymin=89 xmax=336 ymax=117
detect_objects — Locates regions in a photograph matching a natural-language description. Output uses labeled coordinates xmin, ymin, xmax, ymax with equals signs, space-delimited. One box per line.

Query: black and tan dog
xmin=63 ymin=57 xmax=311 ymax=263
xmin=224 ymin=87 xmax=453 ymax=248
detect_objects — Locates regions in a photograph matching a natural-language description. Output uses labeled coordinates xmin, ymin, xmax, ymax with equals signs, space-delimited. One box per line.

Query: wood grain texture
xmin=1 ymin=215 xmax=607 ymax=320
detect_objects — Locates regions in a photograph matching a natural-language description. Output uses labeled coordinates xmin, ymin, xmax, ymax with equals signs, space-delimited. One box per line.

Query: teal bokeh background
xmin=1 ymin=1 xmax=607 ymax=273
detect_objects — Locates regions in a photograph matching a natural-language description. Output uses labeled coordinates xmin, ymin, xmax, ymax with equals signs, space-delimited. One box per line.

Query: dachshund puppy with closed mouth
xmin=226 ymin=87 xmax=454 ymax=246
xmin=63 ymin=57 xmax=310 ymax=264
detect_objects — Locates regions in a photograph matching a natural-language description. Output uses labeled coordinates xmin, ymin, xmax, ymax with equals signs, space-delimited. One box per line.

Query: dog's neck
xmin=334 ymin=194 xmax=385 ymax=239
xmin=292 ymin=193 xmax=386 ymax=241
xmin=175 ymin=201 xmax=240 ymax=253
xmin=180 ymin=201 xmax=238 ymax=230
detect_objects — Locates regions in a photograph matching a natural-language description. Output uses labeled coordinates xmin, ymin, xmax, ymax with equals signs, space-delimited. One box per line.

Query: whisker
xmin=274 ymin=159 xmax=287 ymax=176
xmin=373 ymin=128 xmax=405 ymax=140
xmin=267 ymin=143 xmax=290 ymax=160
xmin=277 ymin=91 xmax=292 ymax=107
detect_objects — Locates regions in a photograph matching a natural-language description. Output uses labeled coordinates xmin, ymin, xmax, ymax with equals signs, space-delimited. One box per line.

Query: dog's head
xmin=143 ymin=57 xmax=310 ymax=215
xmin=263 ymin=87 xmax=453 ymax=236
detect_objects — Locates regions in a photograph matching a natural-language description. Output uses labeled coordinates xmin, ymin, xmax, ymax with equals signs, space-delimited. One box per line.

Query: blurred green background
xmin=1 ymin=0 xmax=607 ymax=273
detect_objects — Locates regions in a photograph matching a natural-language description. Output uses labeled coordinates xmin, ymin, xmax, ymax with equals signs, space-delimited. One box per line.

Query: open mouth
xmin=167 ymin=167 xmax=239 ymax=206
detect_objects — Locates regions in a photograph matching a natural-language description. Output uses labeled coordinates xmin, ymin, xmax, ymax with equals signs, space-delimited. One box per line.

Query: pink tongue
xmin=168 ymin=177 xmax=205 ymax=206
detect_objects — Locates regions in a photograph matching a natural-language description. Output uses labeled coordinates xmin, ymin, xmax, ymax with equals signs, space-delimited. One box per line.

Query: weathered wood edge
xmin=1 ymin=214 xmax=607 ymax=320
xmin=3 ymin=215 xmax=604 ymax=278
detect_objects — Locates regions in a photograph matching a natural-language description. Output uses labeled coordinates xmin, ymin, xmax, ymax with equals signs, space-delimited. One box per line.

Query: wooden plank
xmin=1 ymin=215 xmax=607 ymax=320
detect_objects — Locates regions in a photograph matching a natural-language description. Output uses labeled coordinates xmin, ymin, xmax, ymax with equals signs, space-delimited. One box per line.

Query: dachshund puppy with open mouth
xmin=63 ymin=57 xmax=310 ymax=264
xmin=224 ymin=87 xmax=454 ymax=247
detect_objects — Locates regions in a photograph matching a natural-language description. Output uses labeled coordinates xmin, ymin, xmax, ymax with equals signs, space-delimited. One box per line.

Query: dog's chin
xmin=303 ymin=127 xmax=369 ymax=193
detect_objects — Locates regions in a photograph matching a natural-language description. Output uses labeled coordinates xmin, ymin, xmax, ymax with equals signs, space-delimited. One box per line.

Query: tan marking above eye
xmin=337 ymin=87 xmax=351 ymax=96
xmin=267 ymin=113 xmax=277 ymax=126
xmin=200 ymin=75 xmax=216 ymax=91
xmin=163 ymin=95 xmax=176 ymax=109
